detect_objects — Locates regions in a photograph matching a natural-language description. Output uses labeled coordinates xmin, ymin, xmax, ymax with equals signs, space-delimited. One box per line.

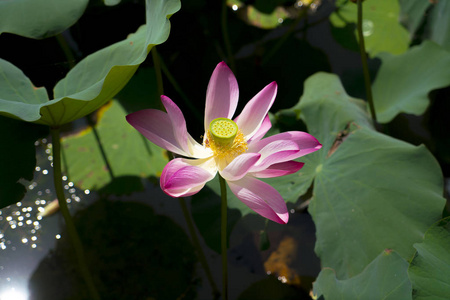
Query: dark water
xmin=0 ymin=138 xmax=320 ymax=300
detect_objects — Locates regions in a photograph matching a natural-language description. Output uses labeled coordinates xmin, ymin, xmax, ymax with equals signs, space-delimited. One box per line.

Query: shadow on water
xmin=28 ymin=199 xmax=198 ymax=300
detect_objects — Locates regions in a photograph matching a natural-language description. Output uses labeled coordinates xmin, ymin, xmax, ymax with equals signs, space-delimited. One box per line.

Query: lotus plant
xmin=126 ymin=62 xmax=321 ymax=224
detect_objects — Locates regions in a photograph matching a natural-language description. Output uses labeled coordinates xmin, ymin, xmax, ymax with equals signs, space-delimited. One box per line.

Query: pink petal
xmin=161 ymin=158 xmax=217 ymax=197
xmin=227 ymin=176 xmax=289 ymax=224
xmin=251 ymin=161 xmax=304 ymax=178
xmin=250 ymin=140 xmax=300 ymax=172
xmin=236 ymin=82 xmax=277 ymax=140
xmin=204 ymin=62 xmax=239 ymax=132
xmin=246 ymin=114 xmax=271 ymax=144
xmin=219 ymin=153 xmax=261 ymax=181
xmin=161 ymin=95 xmax=189 ymax=154
xmin=126 ymin=97 xmax=208 ymax=158
xmin=126 ymin=109 xmax=191 ymax=157
xmin=249 ymin=131 xmax=322 ymax=158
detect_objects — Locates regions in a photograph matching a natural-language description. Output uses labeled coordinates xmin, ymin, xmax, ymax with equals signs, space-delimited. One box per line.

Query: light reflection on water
xmin=0 ymin=138 xmax=90 ymax=298
xmin=0 ymin=286 xmax=28 ymax=300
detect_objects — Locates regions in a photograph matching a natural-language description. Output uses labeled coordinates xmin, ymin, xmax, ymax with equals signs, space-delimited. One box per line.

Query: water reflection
xmin=28 ymin=200 xmax=197 ymax=300
xmin=0 ymin=287 xmax=28 ymax=300
xmin=0 ymin=138 xmax=89 ymax=299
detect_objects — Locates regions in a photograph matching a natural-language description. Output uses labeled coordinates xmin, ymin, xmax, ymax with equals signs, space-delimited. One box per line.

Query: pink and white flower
xmin=126 ymin=62 xmax=321 ymax=224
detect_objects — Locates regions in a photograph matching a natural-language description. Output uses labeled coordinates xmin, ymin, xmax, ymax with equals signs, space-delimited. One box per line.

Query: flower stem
xmin=356 ymin=0 xmax=377 ymax=126
xmin=55 ymin=33 xmax=76 ymax=69
xmin=178 ymin=198 xmax=220 ymax=299
xmin=151 ymin=47 xmax=164 ymax=101
xmin=219 ymin=175 xmax=228 ymax=300
xmin=50 ymin=127 xmax=101 ymax=300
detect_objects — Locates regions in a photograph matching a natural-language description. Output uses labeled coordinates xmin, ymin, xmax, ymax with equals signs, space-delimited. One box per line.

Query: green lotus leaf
xmin=373 ymin=41 xmax=450 ymax=123
xmin=266 ymin=72 xmax=373 ymax=204
xmin=297 ymin=73 xmax=445 ymax=279
xmin=0 ymin=0 xmax=88 ymax=39
xmin=399 ymin=0 xmax=450 ymax=51
xmin=61 ymin=100 xmax=167 ymax=193
xmin=314 ymin=250 xmax=412 ymax=300
xmin=398 ymin=0 xmax=430 ymax=36
xmin=330 ymin=0 xmax=410 ymax=57
xmin=408 ymin=217 xmax=450 ymax=300
xmin=0 ymin=0 xmax=181 ymax=126
xmin=428 ymin=0 xmax=450 ymax=51
xmin=0 ymin=58 xmax=50 ymax=121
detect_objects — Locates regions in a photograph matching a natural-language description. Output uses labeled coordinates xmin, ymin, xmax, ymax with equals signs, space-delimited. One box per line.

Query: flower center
xmin=210 ymin=118 xmax=238 ymax=145
xmin=205 ymin=118 xmax=248 ymax=168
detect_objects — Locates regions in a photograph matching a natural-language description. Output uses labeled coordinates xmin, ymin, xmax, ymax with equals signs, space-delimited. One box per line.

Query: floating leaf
xmin=291 ymin=72 xmax=445 ymax=279
xmin=373 ymin=41 xmax=450 ymax=123
xmin=408 ymin=217 xmax=450 ymax=300
xmin=0 ymin=0 xmax=181 ymax=126
xmin=0 ymin=0 xmax=88 ymax=39
xmin=330 ymin=0 xmax=410 ymax=57
xmin=314 ymin=250 xmax=412 ymax=300
xmin=61 ymin=100 xmax=167 ymax=193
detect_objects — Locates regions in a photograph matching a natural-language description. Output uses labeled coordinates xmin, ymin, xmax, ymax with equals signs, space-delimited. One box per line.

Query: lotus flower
xmin=126 ymin=62 xmax=321 ymax=224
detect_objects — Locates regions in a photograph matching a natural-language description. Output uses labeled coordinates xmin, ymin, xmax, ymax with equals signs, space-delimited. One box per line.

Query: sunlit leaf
xmin=293 ymin=72 xmax=445 ymax=279
xmin=61 ymin=100 xmax=167 ymax=193
xmin=0 ymin=0 xmax=181 ymax=126
xmin=314 ymin=250 xmax=412 ymax=300
xmin=373 ymin=41 xmax=450 ymax=123
xmin=330 ymin=0 xmax=410 ymax=57
xmin=0 ymin=0 xmax=88 ymax=39
xmin=246 ymin=5 xmax=289 ymax=30
xmin=408 ymin=217 xmax=450 ymax=300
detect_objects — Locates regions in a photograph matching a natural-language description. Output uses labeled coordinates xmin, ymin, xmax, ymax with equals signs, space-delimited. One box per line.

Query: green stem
xmin=151 ymin=47 xmax=165 ymax=100
xmin=219 ymin=175 xmax=228 ymax=300
xmin=221 ymin=0 xmax=236 ymax=73
xmin=356 ymin=0 xmax=377 ymax=126
xmin=55 ymin=33 xmax=76 ymax=69
xmin=178 ymin=198 xmax=220 ymax=299
xmin=50 ymin=128 xmax=101 ymax=300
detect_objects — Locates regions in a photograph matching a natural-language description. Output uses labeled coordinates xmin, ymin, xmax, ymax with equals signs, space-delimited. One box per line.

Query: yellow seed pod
xmin=209 ymin=118 xmax=238 ymax=146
